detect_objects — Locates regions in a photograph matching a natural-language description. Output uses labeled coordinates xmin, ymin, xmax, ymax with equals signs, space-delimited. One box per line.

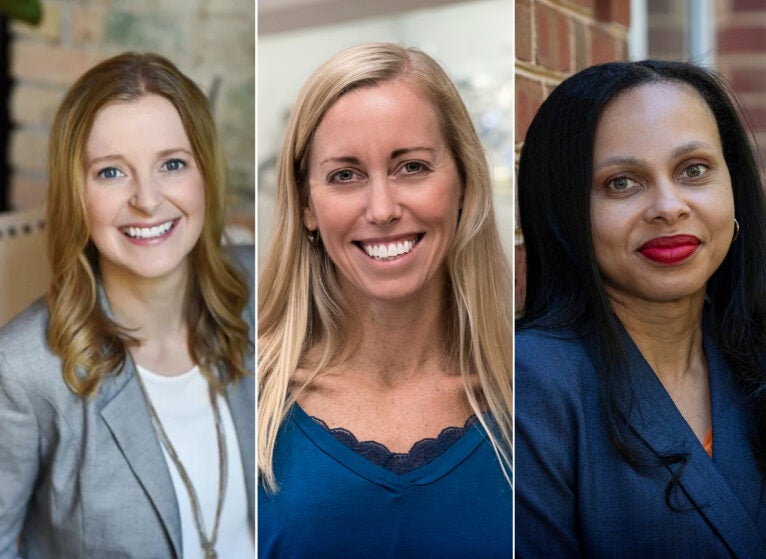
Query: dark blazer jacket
xmin=515 ymin=323 xmax=766 ymax=558
xmin=0 ymin=245 xmax=255 ymax=559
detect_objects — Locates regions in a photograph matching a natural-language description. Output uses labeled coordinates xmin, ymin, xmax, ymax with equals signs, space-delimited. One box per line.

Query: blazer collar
xmin=226 ymin=375 xmax=255 ymax=523
xmin=616 ymin=321 xmax=766 ymax=556
xmin=94 ymin=276 xmax=256 ymax=549
xmin=98 ymin=359 xmax=183 ymax=557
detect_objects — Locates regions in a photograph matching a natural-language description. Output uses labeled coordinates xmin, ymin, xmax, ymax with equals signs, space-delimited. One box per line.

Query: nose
xmin=129 ymin=174 xmax=162 ymax=214
xmin=644 ymin=178 xmax=690 ymax=224
xmin=365 ymin=175 xmax=401 ymax=225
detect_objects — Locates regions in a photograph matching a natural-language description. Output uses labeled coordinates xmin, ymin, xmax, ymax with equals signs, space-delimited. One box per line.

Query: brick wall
xmin=514 ymin=0 xmax=630 ymax=311
xmin=9 ymin=0 xmax=254 ymax=231
xmin=715 ymin=0 xmax=766 ymax=170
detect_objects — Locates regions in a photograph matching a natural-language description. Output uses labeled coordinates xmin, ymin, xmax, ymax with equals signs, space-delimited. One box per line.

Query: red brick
xmin=733 ymin=0 xmax=766 ymax=10
xmin=516 ymin=0 xmax=532 ymax=63
xmin=515 ymin=74 xmax=545 ymax=143
xmin=591 ymin=26 xmax=624 ymax=65
xmin=718 ymin=27 xmax=766 ymax=52
xmin=611 ymin=0 xmax=630 ymax=26
xmin=536 ymin=3 xmax=570 ymax=72
xmin=573 ymin=19 xmax=588 ymax=71
xmin=730 ymin=68 xmax=766 ymax=93
xmin=741 ymin=104 xmax=766 ymax=129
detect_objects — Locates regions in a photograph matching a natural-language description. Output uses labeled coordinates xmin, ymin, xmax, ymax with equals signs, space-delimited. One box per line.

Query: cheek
xmin=83 ymin=190 xmax=113 ymax=228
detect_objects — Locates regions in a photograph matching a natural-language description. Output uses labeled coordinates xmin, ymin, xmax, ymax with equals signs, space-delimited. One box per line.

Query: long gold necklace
xmin=135 ymin=368 xmax=228 ymax=559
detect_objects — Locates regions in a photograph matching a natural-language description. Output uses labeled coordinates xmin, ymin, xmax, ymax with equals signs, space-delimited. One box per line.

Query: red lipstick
xmin=639 ymin=235 xmax=700 ymax=264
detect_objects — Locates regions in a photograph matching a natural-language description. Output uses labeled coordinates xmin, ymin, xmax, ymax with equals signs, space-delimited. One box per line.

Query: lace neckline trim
xmin=310 ymin=414 xmax=478 ymax=475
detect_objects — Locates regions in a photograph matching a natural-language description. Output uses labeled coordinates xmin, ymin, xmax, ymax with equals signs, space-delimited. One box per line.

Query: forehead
xmin=311 ymin=80 xmax=445 ymax=153
xmin=86 ymin=94 xmax=189 ymax=154
xmin=594 ymin=82 xmax=721 ymax=160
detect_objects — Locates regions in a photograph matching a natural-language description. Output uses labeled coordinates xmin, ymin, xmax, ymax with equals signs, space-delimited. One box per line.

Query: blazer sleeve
xmin=0 ymin=351 xmax=38 ymax=559
xmin=514 ymin=331 xmax=584 ymax=558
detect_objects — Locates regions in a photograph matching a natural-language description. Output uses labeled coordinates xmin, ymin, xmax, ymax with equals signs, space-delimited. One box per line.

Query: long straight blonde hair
xmin=258 ymin=43 xmax=513 ymax=492
xmin=47 ymin=52 xmax=251 ymax=397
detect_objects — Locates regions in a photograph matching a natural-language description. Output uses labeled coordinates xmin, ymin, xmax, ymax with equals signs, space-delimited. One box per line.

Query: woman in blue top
xmin=258 ymin=43 xmax=513 ymax=558
xmin=516 ymin=61 xmax=766 ymax=556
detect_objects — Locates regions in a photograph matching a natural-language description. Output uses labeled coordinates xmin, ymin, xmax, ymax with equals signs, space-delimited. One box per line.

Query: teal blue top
xmin=258 ymin=404 xmax=512 ymax=558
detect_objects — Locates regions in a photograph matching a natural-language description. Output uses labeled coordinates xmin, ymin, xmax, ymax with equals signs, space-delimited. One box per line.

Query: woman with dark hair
xmin=0 ymin=52 xmax=254 ymax=557
xmin=516 ymin=60 xmax=766 ymax=556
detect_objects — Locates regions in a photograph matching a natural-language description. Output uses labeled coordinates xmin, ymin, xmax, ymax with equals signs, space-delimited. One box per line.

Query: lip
xmin=638 ymin=234 xmax=700 ymax=264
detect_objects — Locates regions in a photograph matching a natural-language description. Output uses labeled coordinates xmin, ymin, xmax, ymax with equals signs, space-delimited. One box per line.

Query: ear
xmin=303 ymin=201 xmax=318 ymax=231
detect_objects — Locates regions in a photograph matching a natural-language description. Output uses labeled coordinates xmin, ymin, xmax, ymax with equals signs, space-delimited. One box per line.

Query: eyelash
xmin=328 ymin=168 xmax=360 ymax=183
xmin=679 ymin=162 xmax=709 ymax=179
xmin=161 ymin=158 xmax=186 ymax=172
xmin=604 ymin=161 xmax=711 ymax=193
xmin=327 ymin=160 xmax=431 ymax=184
xmin=401 ymin=160 xmax=430 ymax=174
xmin=96 ymin=167 xmax=125 ymax=180
xmin=95 ymin=158 xmax=187 ymax=180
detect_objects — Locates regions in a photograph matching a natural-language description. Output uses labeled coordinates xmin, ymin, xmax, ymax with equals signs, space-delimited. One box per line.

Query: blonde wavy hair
xmin=258 ymin=43 xmax=513 ymax=492
xmin=47 ymin=52 xmax=251 ymax=397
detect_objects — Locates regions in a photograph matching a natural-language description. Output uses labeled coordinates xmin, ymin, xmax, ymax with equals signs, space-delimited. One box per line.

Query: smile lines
xmin=121 ymin=219 xmax=177 ymax=239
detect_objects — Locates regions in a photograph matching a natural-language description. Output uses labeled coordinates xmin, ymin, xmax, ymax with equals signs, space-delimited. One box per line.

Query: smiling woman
xmin=516 ymin=61 xmax=766 ymax=556
xmin=258 ymin=43 xmax=513 ymax=558
xmin=0 ymin=53 xmax=254 ymax=558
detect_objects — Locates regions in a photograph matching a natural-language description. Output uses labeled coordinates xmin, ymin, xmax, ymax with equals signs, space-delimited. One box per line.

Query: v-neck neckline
xmin=613 ymin=321 xmax=766 ymax=556
xmin=288 ymin=403 xmax=488 ymax=493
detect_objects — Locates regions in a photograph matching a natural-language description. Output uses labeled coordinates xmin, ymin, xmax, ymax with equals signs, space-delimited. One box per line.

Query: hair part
xmin=258 ymin=43 xmax=513 ymax=492
xmin=47 ymin=51 xmax=251 ymax=397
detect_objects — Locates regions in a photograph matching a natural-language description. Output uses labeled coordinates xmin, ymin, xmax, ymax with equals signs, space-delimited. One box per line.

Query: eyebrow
xmin=593 ymin=142 xmax=716 ymax=172
xmin=318 ymin=146 xmax=437 ymax=166
xmin=85 ymin=147 xmax=194 ymax=167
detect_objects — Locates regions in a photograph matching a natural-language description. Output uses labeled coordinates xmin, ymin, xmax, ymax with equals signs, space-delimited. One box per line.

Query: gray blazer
xmin=0 ymin=245 xmax=255 ymax=558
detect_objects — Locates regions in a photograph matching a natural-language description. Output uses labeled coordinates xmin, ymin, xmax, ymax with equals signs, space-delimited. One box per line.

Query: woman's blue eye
xmin=330 ymin=169 xmax=356 ymax=182
xmin=97 ymin=167 xmax=124 ymax=179
xmin=162 ymin=159 xmax=185 ymax=171
xmin=402 ymin=161 xmax=426 ymax=174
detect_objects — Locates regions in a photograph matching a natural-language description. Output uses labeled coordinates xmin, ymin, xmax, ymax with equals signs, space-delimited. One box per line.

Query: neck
xmin=325 ymin=273 xmax=454 ymax=385
xmin=608 ymin=287 xmax=706 ymax=384
xmin=100 ymin=260 xmax=189 ymax=344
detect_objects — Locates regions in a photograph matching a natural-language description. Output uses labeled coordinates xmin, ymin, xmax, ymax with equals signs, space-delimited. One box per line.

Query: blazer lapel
xmin=99 ymin=361 xmax=182 ymax=557
xmin=704 ymin=331 xmax=766 ymax=535
xmin=226 ymin=374 xmax=255 ymax=523
xmin=620 ymin=328 xmax=766 ymax=557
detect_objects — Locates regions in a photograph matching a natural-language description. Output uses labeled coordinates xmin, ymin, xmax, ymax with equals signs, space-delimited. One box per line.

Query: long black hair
xmin=517 ymin=60 xmax=766 ymax=500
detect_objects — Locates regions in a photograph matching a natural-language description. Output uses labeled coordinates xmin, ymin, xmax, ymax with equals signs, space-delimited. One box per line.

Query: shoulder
xmin=223 ymin=243 xmax=255 ymax=329
xmin=0 ymin=297 xmax=54 ymax=364
xmin=514 ymin=326 xmax=598 ymax=422
xmin=0 ymin=298 xmax=66 ymax=397
xmin=515 ymin=327 xmax=593 ymax=382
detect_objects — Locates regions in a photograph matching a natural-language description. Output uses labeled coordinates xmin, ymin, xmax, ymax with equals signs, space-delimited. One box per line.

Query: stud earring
xmin=307 ymin=229 xmax=319 ymax=245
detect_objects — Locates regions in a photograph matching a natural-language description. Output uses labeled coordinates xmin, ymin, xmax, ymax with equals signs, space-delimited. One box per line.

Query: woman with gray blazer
xmin=0 ymin=53 xmax=254 ymax=558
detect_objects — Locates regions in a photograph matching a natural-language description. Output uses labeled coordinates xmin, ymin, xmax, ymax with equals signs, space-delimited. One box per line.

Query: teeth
xmin=122 ymin=220 xmax=175 ymax=239
xmin=362 ymin=239 xmax=415 ymax=261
